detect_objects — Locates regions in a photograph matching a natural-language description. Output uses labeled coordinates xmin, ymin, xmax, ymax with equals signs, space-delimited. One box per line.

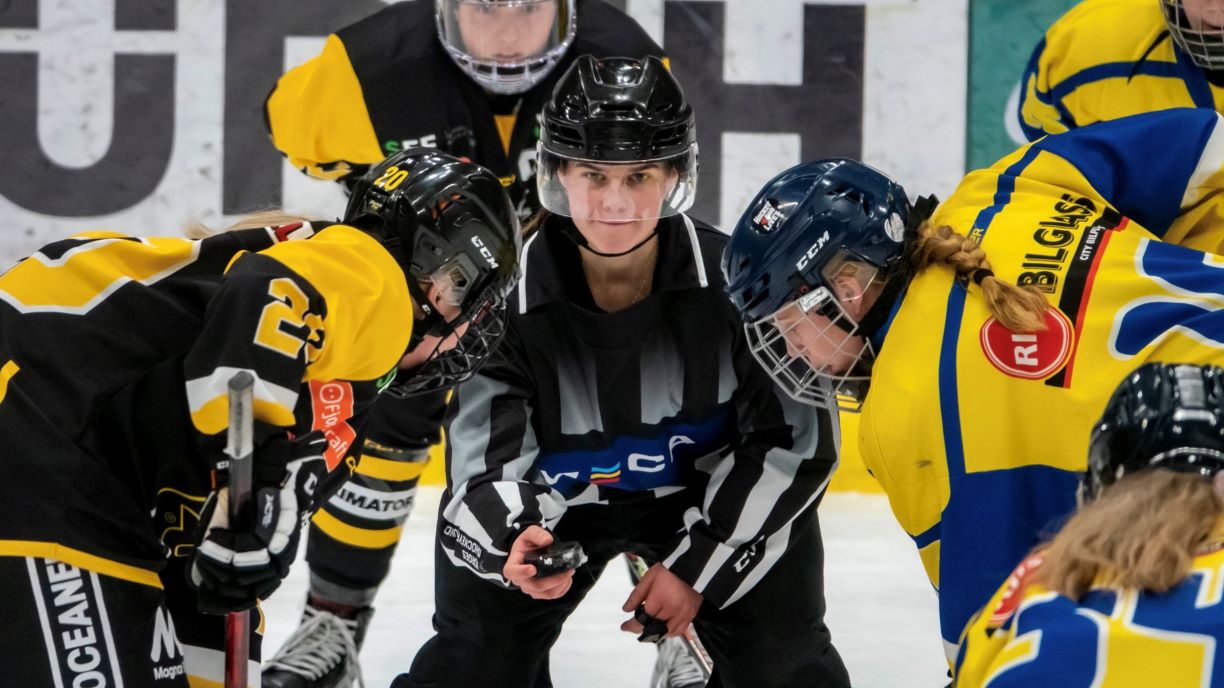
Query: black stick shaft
xmin=224 ymin=372 xmax=255 ymax=688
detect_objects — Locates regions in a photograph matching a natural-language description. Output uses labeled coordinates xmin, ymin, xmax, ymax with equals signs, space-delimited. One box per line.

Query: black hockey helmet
xmin=344 ymin=148 xmax=522 ymax=396
xmin=536 ymin=55 xmax=698 ymax=220
xmin=1084 ymin=363 xmax=1224 ymax=501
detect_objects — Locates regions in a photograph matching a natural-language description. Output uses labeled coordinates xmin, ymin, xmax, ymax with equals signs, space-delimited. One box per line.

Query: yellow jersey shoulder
xmin=265 ymin=34 xmax=383 ymax=181
xmin=1044 ymin=0 xmax=1168 ymax=67
xmin=258 ymin=224 xmax=412 ymax=383
xmin=1021 ymin=0 xmax=1207 ymax=137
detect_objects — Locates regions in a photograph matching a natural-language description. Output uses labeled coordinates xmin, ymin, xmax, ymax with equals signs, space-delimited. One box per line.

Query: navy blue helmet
xmin=1085 ymin=363 xmax=1224 ymax=501
xmin=721 ymin=158 xmax=911 ymax=409
xmin=723 ymin=158 xmax=911 ymax=325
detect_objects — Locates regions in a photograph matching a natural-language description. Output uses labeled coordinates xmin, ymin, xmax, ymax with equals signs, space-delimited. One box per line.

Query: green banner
xmin=967 ymin=0 xmax=1079 ymax=170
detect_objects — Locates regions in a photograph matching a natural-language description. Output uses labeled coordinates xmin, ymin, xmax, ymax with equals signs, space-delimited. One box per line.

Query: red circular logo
xmin=979 ymin=308 xmax=1073 ymax=380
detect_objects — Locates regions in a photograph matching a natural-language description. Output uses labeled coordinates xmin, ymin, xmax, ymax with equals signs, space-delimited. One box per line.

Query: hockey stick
xmin=224 ymin=372 xmax=255 ymax=688
xmin=623 ymin=552 xmax=713 ymax=683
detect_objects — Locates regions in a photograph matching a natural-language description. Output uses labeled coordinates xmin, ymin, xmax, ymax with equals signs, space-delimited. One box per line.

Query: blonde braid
xmin=910 ymin=222 xmax=1049 ymax=332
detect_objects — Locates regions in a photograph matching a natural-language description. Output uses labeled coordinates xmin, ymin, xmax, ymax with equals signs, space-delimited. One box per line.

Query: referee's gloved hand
xmin=188 ymin=431 xmax=329 ymax=615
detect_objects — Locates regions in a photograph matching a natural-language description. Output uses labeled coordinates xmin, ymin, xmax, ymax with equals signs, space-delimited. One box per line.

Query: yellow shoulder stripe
xmin=357 ymin=454 xmax=427 ymax=482
xmin=0 ymin=540 xmax=163 ymax=589
xmin=0 ymin=360 xmax=19 ymax=405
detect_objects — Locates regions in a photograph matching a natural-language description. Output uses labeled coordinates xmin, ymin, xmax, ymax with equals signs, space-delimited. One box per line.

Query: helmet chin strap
xmin=559 ymin=220 xmax=658 ymax=258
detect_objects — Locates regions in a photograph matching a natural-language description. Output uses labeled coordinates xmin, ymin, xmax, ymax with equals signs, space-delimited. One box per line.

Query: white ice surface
xmin=262 ymin=488 xmax=948 ymax=687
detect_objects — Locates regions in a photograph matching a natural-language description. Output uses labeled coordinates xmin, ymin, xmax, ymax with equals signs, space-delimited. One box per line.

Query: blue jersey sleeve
xmin=1033 ymin=108 xmax=1222 ymax=238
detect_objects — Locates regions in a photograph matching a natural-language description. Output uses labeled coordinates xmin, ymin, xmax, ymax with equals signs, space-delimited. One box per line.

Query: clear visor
xmin=744 ymin=256 xmax=879 ymax=411
xmin=536 ymin=144 xmax=699 ymax=221
xmin=1163 ymin=0 xmax=1224 ymax=70
xmin=437 ymin=0 xmax=571 ymax=91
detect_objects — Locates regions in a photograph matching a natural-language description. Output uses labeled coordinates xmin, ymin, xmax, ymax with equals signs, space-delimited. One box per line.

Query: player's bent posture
xmin=393 ymin=55 xmax=851 ymax=688
xmin=955 ymin=363 xmax=1224 ymax=686
xmin=1019 ymin=0 xmax=1224 ymax=141
xmin=723 ymin=107 xmax=1224 ymax=662
xmin=0 ymin=149 xmax=520 ymax=688
xmin=262 ymin=3 xmax=662 ymax=684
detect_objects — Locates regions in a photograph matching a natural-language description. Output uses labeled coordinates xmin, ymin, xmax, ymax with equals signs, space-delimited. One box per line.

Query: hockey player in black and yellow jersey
xmin=724 ymin=107 xmax=1224 ymax=665
xmin=265 ymin=0 xmax=663 ymax=211
xmin=1019 ymin=0 xmax=1224 ymax=140
xmin=956 ymin=363 xmax=1224 ymax=687
xmin=262 ymin=3 xmax=663 ymax=686
xmin=0 ymin=149 xmax=520 ymax=688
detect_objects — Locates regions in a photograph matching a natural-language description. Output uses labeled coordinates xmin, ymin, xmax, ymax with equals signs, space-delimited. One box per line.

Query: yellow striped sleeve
xmin=266 ymin=34 xmax=383 ymax=180
xmin=0 ymin=360 xmax=19 ymax=405
xmin=355 ymin=455 xmax=427 ymax=482
xmin=310 ymin=510 xmax=403 ymax=549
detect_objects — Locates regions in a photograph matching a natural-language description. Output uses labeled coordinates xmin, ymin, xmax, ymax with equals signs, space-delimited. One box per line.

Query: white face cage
xmin=1162 ymin=0 xmax=1224 ymax=71
xmin=744 ymin=276 xmax=877 ymax=412
xmin=436 ymin=0 xmax=577 ymax=95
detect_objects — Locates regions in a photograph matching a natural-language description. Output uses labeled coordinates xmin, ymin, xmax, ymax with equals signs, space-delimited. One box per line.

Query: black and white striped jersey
xmin=439 ymin=213 xmax=840 ymax=608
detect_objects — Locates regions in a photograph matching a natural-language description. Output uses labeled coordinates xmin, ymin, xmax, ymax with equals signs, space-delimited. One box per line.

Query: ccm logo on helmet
xmin=979 ymin=308 xmax=1073 ymax=380
xmin=795 ymin=230 xmax=831 ymax=272
xmin=471 ymin=236 xmax=499 ymax=269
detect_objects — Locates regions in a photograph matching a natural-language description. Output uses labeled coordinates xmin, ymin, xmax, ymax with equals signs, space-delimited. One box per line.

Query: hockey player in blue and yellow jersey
xmin=955 ymin=362 xmax=1224 ymax=687
xmin=1019 ymin=0 xmax=1224 ymax=140
xmin=0 ymin=149 xmax=520 ymax=688
xmin=724 ymin=107 xmax=1224 ymax=662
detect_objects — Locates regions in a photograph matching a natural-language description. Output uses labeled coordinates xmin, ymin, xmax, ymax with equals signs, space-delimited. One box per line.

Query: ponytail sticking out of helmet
xmin=907 ymin=222 xmax=1049 ymax=333
xmin=723 ymin=157 xmax=1056 ymax=410
xmin=344 ymin=148 xmax=523 ymax=396
xmin=1034 ymin=363 xmax=1224 ymax=599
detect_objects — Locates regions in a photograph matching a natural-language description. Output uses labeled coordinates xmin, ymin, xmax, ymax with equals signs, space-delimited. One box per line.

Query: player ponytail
xmin=184 ymin=210 xmax=313 ymax=239
xmin=908 ymin=222 xmax=1050 ymax=332
xmin=1035 ymin=470 xmax=1224 ymax=599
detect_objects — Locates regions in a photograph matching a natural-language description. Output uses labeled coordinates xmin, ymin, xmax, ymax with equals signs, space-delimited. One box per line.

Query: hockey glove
xmin=189 ymin=431 xmax=329 ymax=615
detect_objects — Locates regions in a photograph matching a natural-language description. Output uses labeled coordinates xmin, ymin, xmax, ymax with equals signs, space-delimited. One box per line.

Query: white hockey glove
xmin=189 ymin=430 xmax=329 ymax=615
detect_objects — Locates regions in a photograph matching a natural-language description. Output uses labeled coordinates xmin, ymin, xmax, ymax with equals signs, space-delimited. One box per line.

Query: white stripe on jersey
xmin=185 ymin=366 xmax=299 ymax=415
xmin=26 ymin=557 xmax=66 ymax=688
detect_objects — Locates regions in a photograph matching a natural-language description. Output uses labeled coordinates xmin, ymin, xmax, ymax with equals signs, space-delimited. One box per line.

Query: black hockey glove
xmin=189 ymin=430 xmax=329 ymax=615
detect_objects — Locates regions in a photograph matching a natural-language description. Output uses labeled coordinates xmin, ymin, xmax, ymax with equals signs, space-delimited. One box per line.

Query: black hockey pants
xmin=395 ymin=501 xmax=851 ymax=688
